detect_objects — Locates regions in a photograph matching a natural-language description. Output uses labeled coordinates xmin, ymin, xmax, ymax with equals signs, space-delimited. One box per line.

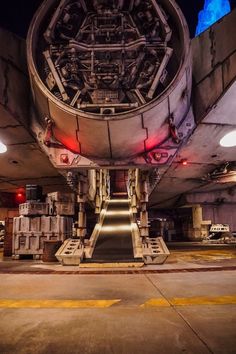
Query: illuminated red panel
xmin=15 ymin=189 xmax=26 ymax=204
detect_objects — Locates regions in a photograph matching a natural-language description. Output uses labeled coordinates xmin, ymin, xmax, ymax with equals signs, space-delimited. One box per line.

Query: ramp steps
xmin=56 ymin=199 xmax=170 ymax=266
xmin=92 ymin=199 xmax=135 ymax=262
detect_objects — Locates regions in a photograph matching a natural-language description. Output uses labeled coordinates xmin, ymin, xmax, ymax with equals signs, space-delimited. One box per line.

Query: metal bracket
xmin=169 ymin=116 xmax=181 ymax=144
xmin=43 ymin=117 xmax=64 ymax=149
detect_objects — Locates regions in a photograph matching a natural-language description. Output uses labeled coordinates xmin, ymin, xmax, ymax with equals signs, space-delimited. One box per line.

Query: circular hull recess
xmin=27 ymin=0 xmax=192 ymax=161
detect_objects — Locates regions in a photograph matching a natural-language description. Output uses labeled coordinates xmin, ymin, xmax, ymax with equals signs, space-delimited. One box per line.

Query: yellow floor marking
xmin=140 ymin=298 xmax=170 ymax=308
xmin=1 ymin=296 xmax=236 ymax=309
xmin=170 ymin=295 xmax=236 ymax=306
xmin=80 ymin=262 xmax=144 ymax=268
xmin=173 ymin=250 xmax=236 ymax=262
xmin=0 ymin=299 xmax=121 ymax=308
xmin=141 ymin=295 xmax=236 ymax=308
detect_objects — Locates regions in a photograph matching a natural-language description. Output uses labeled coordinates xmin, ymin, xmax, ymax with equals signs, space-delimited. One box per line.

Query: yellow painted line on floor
xmin=1 ymin=296 xmax=236 ymax=309
xmin=140 ymin=298 xmax=170 ymax=308
xmin=0 ymin=299 xmax=121 ymax=309
xmin=170 ymin=295 xmax=236 ymax=306
xmin=141 ymin=295 xmax=236 ymax=308
xmin=174 ymin=250 xmax=236 ymax=262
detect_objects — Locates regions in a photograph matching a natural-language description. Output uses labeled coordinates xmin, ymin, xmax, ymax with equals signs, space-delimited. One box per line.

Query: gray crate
xmin=12 ymin=215 xmax=73 ymax=257
xmin=12 ymin=232 xmax=70 ymax=257
xmin=48 ymin=202 xmax=75 ymax=216
xmin=41 ymin=215 xmax=73 ymax=233
xmin=14 ymin=216 xmax=41 ymax=232
xmin=14 ymin=216 xmax=73 ymax=234
xmin=47 ymin=192 xmax=75 ymax=203
xmin=19 ymin=202 xmax=49 ymax=216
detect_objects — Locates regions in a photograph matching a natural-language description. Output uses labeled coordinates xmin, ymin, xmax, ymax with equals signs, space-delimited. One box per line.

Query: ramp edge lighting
xmin=0 ymin=141 xmax=7 ymax=153
xmin=220 ymin=131 xmax=236 ymax=147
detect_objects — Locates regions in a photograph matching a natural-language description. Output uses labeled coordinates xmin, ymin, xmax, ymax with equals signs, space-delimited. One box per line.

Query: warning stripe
xmin=0 ymin=299 xmax=121 ymax=308
xmin=141 ymin=295 xmax=236 ymax=308
xmin=0 ymin=296 xmax=235 ymax=309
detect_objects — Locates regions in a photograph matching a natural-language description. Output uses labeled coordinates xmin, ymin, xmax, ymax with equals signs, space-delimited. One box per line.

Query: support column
xmin=139 ymin=171 xmax=149 ymax=241
xmin=95 ymin=170 xmax=102 ymax=214
xmin=101 ymin=169 xmax=110 ymax=202
xmin=128 ymin=169 xmax=137 ymax=213
xmin=77 ymin=178 xmax=87 ymax=241
xmin=191 ymin=204 xmax=210 ymax=240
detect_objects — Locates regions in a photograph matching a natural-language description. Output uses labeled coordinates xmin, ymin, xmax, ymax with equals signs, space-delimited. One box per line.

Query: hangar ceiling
xmin=0 ymin=9 xmax=236 ymax=206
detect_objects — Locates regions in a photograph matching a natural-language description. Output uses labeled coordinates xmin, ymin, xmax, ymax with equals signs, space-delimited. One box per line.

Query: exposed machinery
xmin=26 ymin=0 xmax=195 ymax=265
xmin=27 ymin=0 xmax=194 ymax=166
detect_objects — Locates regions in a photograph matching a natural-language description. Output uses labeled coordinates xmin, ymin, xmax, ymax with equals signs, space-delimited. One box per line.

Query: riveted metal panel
xmin=48 ymin=100 xmax=80 ymax=153
xmin=78 ymin=117 xmax=111 ymax=158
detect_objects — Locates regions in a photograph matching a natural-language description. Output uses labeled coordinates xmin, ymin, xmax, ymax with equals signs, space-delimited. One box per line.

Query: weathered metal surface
xmin=12 ymin=215 xmax=73 ymax=257
xmin=13 ymin=215 xmax=73 ymax=234
xmin=42 ymin=240 xmax=62 ymax=262
xmin=142 ymin=236 xmax=170 ymax=264
xmin=47 ymin=191 xmax=75 ymax=202
xmin=19 ymin=202 xmax=49 ymax=216
xmin=192 ymin=9 xmax=236 ymax=123
xmin=56 ymin=238 xmax=84 ymax=265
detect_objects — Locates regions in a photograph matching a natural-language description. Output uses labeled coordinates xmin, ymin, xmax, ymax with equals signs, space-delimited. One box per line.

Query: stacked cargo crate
xmin=12 ymin=186 xmax=74 ymax=260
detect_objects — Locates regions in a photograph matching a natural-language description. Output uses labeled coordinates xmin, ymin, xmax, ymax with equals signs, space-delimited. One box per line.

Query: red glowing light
xmin=182 ymin=159 xmax=188 ymax=166
xmin=60 ymin=154 xmax=69 ymax=164
xmin=16 ymin=190 xmax=26 ymax=204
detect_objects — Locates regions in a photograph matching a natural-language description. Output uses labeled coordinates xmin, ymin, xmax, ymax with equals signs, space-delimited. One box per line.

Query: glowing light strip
xmin=105 ymin=211 xmax=131 ymax=216
xmin=108 ymin=199 xmax=130 ymax=203
xmin=101 ymin=225 xmax=132 ymax=232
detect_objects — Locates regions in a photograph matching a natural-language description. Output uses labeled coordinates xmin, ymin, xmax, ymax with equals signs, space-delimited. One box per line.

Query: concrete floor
xmin=1 ymin=244 xmax=236 ymax=274
xmin=0 ymin=245 xmax=236 ymax=354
